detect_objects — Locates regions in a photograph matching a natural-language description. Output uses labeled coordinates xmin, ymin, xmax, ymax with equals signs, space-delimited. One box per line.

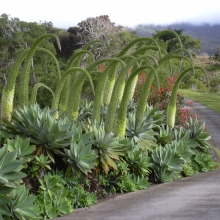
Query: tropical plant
xmin=155 ymin=125 xmax=174 ymax=146
xmin=124 ymin=147 xmax=151 ymax=177
xmin=116 ymin=173 xmax=149 ymax=192
xmin=0 ymin=145 xmax=26 ymax=188
xmin=6 ymin=136 xmax=35 ymax=168
xmin=126 ymin=112 xmax=158 ymax=151
xmin=36 ymin=173 xmax=74 ymax=219
xmin=64 ymin=138 xmax=97 ymax=175
xmin=0 ymin=145 xmax=38 ymax=219
xmin=86 ymin=121 xmax=129 ymax=173
xmin=78 ymin=100 xmax=93 ymax=122
xmin=0 ymin=33 xmax=61 ymax=122
xmin=191 ymin=152 xmax=215 ymax=173
xmin=166 ymin=66 xmax=208 ymax=129
xmin=70 ymin=185 xmax=98 ymax=208
xmin=183 ymin=117 xmax=211 ymax=152
xmin=28 ymin=154 xmax=51 ymax=178
xmin=1 ymin=104 xmax=73 ymax=163
xmin=1 ymin=185 xmax=38 ymax=220
xmin=150 ymin=145 xmax=183 ymax=183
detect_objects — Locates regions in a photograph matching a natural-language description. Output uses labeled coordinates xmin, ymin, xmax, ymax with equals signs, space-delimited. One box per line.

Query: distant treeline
xmin=130 ymin=23 xmax=220 ymax=55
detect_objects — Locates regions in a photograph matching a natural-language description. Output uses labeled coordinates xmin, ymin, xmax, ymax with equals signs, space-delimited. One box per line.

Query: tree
xmin=0 ymin=14 xmax=58 ymax=77
xmin=55 ymin=27 xmax=82 ymax=60
xmin=153 ymin=28 xmax=201 ymax=54
xmin=0 ymin=14 xmax=61 ymax=107
xmin=75 ymin=15 xmax=138 ymax=59
xmin=210 ymin=47 xmax=220 ymax=62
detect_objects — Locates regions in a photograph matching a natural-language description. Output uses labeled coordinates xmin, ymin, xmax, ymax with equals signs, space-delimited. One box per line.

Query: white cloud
xmin=1 ymin=0 xmax=220 ymax=28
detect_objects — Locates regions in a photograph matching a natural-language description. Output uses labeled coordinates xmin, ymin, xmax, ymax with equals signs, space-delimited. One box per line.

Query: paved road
xmin=56 ymin=99 xmax=220 ymax=220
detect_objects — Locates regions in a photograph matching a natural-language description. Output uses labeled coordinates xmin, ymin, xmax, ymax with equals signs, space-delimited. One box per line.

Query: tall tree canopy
xmin=58 ymin=15 xmax=138 ymax=60
xmin=153 ymin=28 xmax=201 ymax=54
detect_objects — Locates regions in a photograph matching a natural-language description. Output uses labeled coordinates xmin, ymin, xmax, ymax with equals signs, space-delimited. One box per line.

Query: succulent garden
xmin=0 ymin=29 xmax=215 ymax=219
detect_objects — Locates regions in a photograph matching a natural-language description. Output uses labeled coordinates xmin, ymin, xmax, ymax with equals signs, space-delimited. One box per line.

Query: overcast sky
xmin=1 ymin=0 xmax=220 ymax=29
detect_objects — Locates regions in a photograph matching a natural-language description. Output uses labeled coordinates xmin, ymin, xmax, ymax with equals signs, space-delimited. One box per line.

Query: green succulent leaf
xmin=6 ymin=185 xmax=38 ymax=219
xmin=0 ymin=195 xmax=12 ymax=205
xmin=151 ymin=145 xmax=183 ymax=183
xmin=0 ymin=146 xmax=26 ymax=187
xmin=1 ymin=104 xmax=74 ymax=161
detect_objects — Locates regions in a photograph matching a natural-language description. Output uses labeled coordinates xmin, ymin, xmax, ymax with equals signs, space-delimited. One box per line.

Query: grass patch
xmin=179 ymin=89 xmax=220 ymax=114
xmin=206 ymin=65 xmax=220 ymax=72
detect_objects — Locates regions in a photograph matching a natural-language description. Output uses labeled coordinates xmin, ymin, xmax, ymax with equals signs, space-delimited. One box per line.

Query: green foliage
xmin=150 ymin=145 xmax=183 ymax=183
xmin=0 ymin=145 xmax=26 ymax=188
xmin=0 ymin=145 xmax=38 ymax=219
xmin=167 ymin=66 xmax=208 ymax=128
xmin=116 ymin=173 xmax=149 ymax=192
xmin=6 ymin=136 xmax=35 ymax=168
xmin=36 ymin=172 xmax=97 ymax=218
xmin=1 ymin=104 xmax=73 ymax=162
xmin=124 ymin=147 xmax=151 ymax=177
xmin=36 ymin=173 xmax=74 ymax=219
xmin=210 ymin=47 xmax=220 ymax=62
xmin=107 ymin=161 xmax=149 ymax=193
xmin=156 ymin=125 xmax=174 ymax=146
xmin=78 ymin=100 xmax=93 ymax=122
xmin=184 ymin=117 xmax=211 ymax=152
xmin=126 ymin=111 xmax=158 ymax=151
xmin=87 ymin=121 xmax=129 ymax=173
xmin=2 ymin=185 xmax=38 ymax=220
xmin=0 ymin=25 xmax=215 ymax=219
xmin=209 ymin=76 xmax=220 ymax=93
xmin=28 ymin=155 xmax=51 ymax=178
xmin=70 ymin=185 xmax=98 ymax=208
xmin=64 ymin=138 xmax=97 ymax=175
xmin=191 ymin=152 xmax=215 ymax=173
xmin=153 ymin=28 xmax=201 ymax=53
xmin=30 ymin=82 xmax=55 ymax=106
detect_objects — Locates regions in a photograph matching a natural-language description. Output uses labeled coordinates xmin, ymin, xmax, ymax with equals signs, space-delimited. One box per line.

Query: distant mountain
xmin=129 ymin=23 xmax=220 ymax=55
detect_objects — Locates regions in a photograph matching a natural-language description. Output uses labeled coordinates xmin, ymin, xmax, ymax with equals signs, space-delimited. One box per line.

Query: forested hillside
xmin=131 ymin=23 xmax=220 ymax=55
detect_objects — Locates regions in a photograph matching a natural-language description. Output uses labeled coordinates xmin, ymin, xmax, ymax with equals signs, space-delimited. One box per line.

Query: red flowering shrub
xmin=176 ymin=108 xmax=192 ymax=126
xmin=99 ymin=65 xmax=107 ymax=72
xmin=134 ymin=74 xmax=189 ymax=126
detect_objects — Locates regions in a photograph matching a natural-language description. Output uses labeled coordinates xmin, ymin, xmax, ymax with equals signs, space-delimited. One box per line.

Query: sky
xmin=1 ymin=0 xmax=220 ymax=29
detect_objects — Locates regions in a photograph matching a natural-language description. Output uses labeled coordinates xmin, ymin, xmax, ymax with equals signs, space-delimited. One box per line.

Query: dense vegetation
xmin=132 ymin=23 xmax=220 ymax=55
xmin=0 ymin=14 xmax=217 ymax=219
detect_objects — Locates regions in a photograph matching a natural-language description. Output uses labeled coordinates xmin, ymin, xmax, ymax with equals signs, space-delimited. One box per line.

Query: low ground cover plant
xmin=0 ymin=32 xmax=214 ymax=219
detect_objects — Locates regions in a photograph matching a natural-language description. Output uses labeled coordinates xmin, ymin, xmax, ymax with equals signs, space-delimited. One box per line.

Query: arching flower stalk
xmin=59 ymin=50 xmax=94 ymax=113
xmin=68 ymin=58 xmax=123 ymax=121
xmin=30 ymin=83 xmax=55 ymax=105
xmin=127 ymin=54 xmax=159 ymax=101
xmin=103 ymin=55 xmax=135 ymax=106
xmin=92 ymin=59 xmax=125 ymax=123
xmin=36 ymin=47 xmax=61 ymax=79
xmin=1 ymin=49 xmax=29 ymax=121
xmin=1 ymin=44 xmax=61 ymax=121
xmin=59 ymin=40 xmax=102 ymax=113
xmin=18 ymin=34 xmax=61 ymax=107
xmin=135 ymin=49 xmax=195 ymax=128
xmin=119 ymin=42 xmax=163 ymax=103
xmin=153 ymin=30 xmax=183 ymax=49
xmin=51 ymin=67 xmax=94 ymax=119
xmin=167 ymin=66 xmax=209 ymax=129
xmin=115 ymin=65 xmax=157 ymax=137
xmin=104 ymin=55 xmax=154 ymax=135
xmin=117 ymin=37 xmax=162 ymax=57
